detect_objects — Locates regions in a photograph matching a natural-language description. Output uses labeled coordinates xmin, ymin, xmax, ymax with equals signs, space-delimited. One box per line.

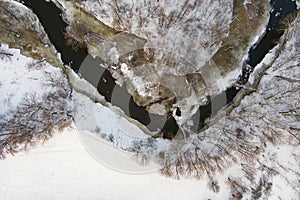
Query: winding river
xmin=20 ymin=0 xmax=297 ymax=138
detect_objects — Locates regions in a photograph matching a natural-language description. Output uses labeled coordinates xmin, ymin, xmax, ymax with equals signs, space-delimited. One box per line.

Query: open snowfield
xmin=0 ymin=128 xmax=228 ymax=200
xmin=0 ymin=127 xmax=299 ymax=200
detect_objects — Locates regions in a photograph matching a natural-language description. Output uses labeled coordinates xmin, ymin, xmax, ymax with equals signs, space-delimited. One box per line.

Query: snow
xmin=1 ymin=128 xmax=298 ymax=199
xmin=247 ymin=43 xmax=279 ymax=85
xmin=108 ymin=47 xmax=120 ymax=64
xmin=80 ymin=1 xmax=233 ymax=71
xmin=57 ymin=0 xmax=269 ymax=129
xmin=2 ymin=0 xmax=52 ymax=45
xmin=0 ymin=42 xmax=71 ymax=158
xmin=130 ymin=13 xmax=300 ymax=198
xmin=76 ymin=0 xmax=234 ymax=111
xmin=216 ymin=66 xmax=241 ymax=91
xmin=73 ymin=90 xmax=150 ymax=150
xmin=293 ymin=0 xmax=300 ymax=9
xmin=0 ymin=44 xmax=64 ymax=116
xmin=0 ymin=129 xmax=231 ymax=200
xmin=66 ymin=63 xmax=154 ymax=137
xmin=119 ymin=62 xmax=153 ymax=97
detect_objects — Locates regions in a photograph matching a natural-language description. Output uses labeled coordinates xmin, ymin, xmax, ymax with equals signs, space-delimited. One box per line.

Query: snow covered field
xmin=0 ymin=127 xmax=299 ymax=200
xmin=0 ymin=44 xmax=218 ymax=198
xmin=0 ymin=128 xmax=232 ymax=200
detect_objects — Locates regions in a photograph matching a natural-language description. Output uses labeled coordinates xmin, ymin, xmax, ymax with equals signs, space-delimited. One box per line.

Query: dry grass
xmin=212 ymin=0 xmax=269 ymax=75
xmin=26 ymin=58 xmax=46 ymax=70
xmin=64 ymin=21 xmax=88 ymax=51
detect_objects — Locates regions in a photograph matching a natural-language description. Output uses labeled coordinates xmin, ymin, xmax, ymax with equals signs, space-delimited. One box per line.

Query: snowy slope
xmin=73 ymin=90 xmax=151 ymax=150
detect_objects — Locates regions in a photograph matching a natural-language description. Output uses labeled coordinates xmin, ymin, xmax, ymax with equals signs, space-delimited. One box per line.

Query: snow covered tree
xmin=0 ymin=70 xmax=72 ymax=159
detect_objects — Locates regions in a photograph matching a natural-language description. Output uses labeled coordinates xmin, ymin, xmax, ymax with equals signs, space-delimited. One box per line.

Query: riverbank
xmin=0 ymin=0 xmax=63 ymax=68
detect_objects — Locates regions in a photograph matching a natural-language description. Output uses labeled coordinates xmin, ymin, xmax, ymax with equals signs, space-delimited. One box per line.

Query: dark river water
xmin=239 ymin=0 xmax=297 ymax=84
xmin=20 ymin=0 xmax=297 ymax=137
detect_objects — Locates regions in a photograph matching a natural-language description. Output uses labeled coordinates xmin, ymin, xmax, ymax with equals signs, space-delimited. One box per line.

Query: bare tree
xmin=26 ymin=59 xmax=46 ymax=70
xmin=207 ymin=178 xmax=220 ymax=193
xmin=0 ymin=50 xmax=13 ymax=62
xmin=0 ymin=72 xmax=72 ymax=159
xmin=227 ymin=177 xmax=248 ymax=200
xmin=251 ymin=176 xmax=273 ymax=200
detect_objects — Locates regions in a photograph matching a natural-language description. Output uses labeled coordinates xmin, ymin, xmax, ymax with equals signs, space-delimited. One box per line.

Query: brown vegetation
xmin=212 ymin=0 xmax=269 ymax=75
xmin=26 ymin=58 xmax=47 ymax=70
xmin=227 ymin=177 xmax=248 ymax=200
xmin=64 ymin=21 xmax=88 ymax=51
xmin=0 ymin=1 xmax=63 ymax=68
xmin=250 ymin=176 xmax=272 ymax=200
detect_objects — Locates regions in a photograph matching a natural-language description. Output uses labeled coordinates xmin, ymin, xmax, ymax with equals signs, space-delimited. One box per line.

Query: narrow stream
xmin=20 ymin=0 xmax=297 ymax=137
xmin=21 ymin=0 xmax=179 ymax=138
xmin=21 ymin=0 xmax=87 ymax=71
xmin=238 ymin=0 xmax=297 ymax=84
xmin=196 ymin=0 xmax=297 ymax=130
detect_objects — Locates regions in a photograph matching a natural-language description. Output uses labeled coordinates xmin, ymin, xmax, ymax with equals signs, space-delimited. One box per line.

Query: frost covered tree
xmin=116 ymin=10 xmax=300 ymax=198
xmin=0 ymin=58 xmax=72 ymax=159
xmin=60 ymin=0 xmax=270 ymax=125
xmin=61 ymin=0 xmax=299 ymax=174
